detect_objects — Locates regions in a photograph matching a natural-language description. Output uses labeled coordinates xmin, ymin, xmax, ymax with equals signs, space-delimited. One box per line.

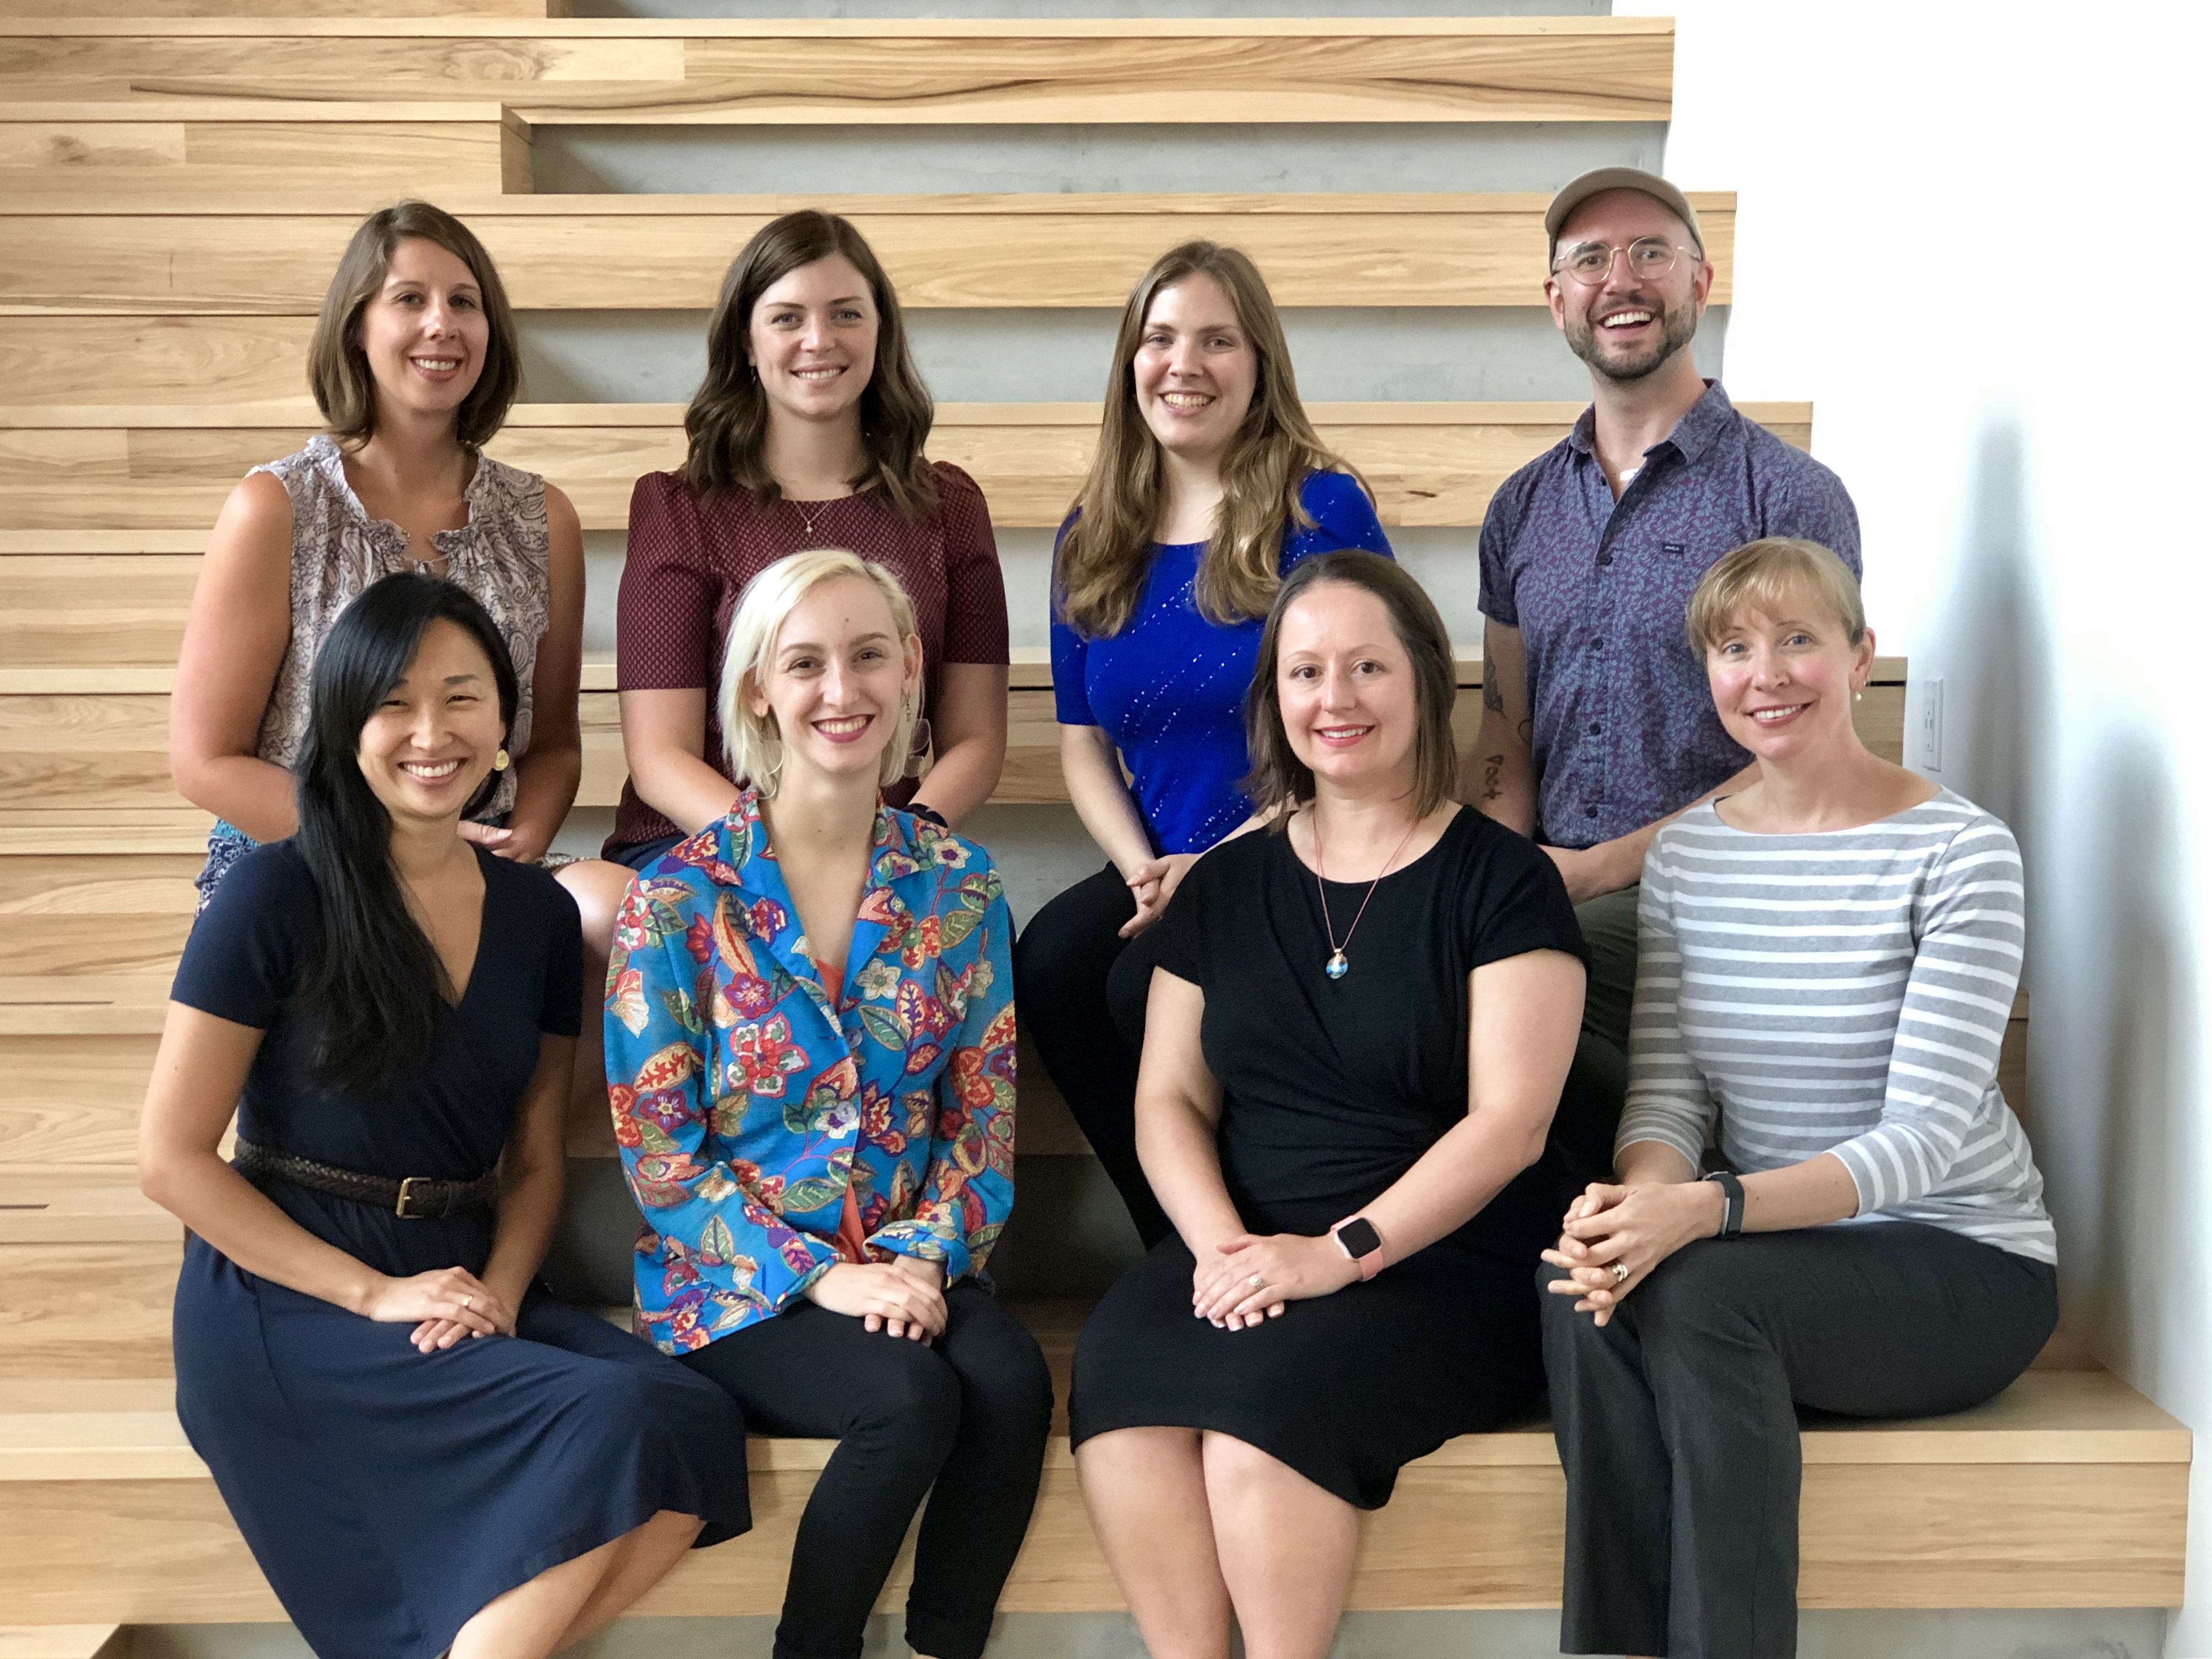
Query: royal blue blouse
xmin=1050 ymin=470 xmax=1392 ymax=855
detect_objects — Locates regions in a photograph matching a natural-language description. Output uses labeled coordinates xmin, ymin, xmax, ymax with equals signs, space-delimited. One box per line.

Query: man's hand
xmin=1545 ymin=842 xmax=1634 ymax=905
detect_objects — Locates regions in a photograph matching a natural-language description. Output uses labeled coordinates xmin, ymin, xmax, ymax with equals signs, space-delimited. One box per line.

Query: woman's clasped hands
xmin=805 ymin=1255 xmax=949 ymax=1343
xmin=361 ymin=1265 xmax=518 ymax=1354
xmin=1541 ymin=1180 xmax=1727 ymax=1327
xmin=1192 ymin=1232 xmax=1359 ymax=1330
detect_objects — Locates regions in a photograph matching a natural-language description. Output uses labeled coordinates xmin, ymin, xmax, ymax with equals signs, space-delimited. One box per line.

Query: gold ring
xmin=461 ymin=1295 xmax=473 ymax=1309
xmin=1609 ymin=1261 xmax=1629 ymax=1287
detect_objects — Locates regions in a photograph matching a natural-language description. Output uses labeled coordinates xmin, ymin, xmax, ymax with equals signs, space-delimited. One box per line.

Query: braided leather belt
xmin=234 ymin=1139 xmax=498 ymax=1221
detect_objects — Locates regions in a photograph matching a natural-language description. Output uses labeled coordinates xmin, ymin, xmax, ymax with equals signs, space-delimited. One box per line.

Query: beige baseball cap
xmin=1544 ymin=167 xmax=1705 ymax=259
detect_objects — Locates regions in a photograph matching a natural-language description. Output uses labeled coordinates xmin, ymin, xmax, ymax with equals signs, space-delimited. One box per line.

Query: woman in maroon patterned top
xmin=557 ymin=211 xmax=1010 ymax=1127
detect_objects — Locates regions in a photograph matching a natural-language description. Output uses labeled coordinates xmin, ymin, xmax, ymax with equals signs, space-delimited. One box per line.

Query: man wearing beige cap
xmin=1465 ymin=167 xmax=1860 ymax=1074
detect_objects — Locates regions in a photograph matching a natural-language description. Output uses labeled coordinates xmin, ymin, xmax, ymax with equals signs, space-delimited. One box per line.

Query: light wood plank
xmin=0 ymin=558 xmax=201 ymax=667
xmin=0 ymin=1243 xmax=177 ymax=1380
xmin=0 ymin=194 xmax=1733 ymax=317
xmin=0 ymin=977 xmax=173 ymax=1036
xmin=0 ymin=0 xmax=555 ymax=12
xmin=0 ymin=1036 xmax=160 ymax=1167
xmin=0 ymin=318 xmax=317 ymax=404
xmin=0 ymin=659 xmax=1904 ymax=824
xmin=0 ymin=20 xmax=1673 ymax=126
xmin=0 ymin=1172 xmax=177 ymax=1246
xmin=0 ymin=400 xmax=1804 ymax=532
xmin=0 ymin=1628 xmax=128 ymax=1659
xmin=0 ymin=1368 xmax=2182 ymax=1616
xmin=0 ymin=113 xmax=518 ymax=203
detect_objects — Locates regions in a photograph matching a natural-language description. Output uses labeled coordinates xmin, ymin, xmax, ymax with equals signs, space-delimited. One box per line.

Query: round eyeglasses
xmin=1551 ymin=237 xmax=1693 ymax=286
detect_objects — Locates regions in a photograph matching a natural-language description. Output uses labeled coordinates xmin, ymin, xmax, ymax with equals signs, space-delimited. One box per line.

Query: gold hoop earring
xmin=492 ymin=748 xmax=511 ymax=771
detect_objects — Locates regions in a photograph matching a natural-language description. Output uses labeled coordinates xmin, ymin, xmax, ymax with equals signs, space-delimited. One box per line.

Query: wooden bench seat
xmin=0 ymin=1328 xmax=2186 ymax=1623
xmin=0 ymin=187 xmax=1735 ymax=312
xmin=0 ymin=18 xmax=1674 ymax=127
xmin=0 ymin=400 xmax=1799 ymax=533
xmin=0 ymin=653 xmax=1908 ymax=816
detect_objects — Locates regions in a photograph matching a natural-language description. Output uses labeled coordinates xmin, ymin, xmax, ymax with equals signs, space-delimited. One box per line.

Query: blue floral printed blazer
xmin=606 ymin=789 xmax=1017 ymax=1354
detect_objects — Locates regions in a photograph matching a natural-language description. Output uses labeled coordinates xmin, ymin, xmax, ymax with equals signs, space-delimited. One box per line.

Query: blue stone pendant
xmin=1325 ymin=950 xmax=1349 ymax=980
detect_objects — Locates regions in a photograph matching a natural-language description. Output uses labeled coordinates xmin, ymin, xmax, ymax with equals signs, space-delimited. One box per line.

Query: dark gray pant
xmin=1574 ymin=883 xmax=1641 ymax=1056
xmin=1551 ymin=885 xmax=1642 ymax=1187
xmin=1540 ymin=1222 xmax=2057 ymax=1659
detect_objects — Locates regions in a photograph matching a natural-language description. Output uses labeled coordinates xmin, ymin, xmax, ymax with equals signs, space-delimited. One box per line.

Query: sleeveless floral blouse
xmin=194 ymin=436 xmax=552 ymax=907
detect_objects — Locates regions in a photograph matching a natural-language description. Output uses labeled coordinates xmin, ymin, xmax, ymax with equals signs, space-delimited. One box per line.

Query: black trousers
xmin=679 ymin=1282 xmax=1054 ymax=1659
xmin=1539 ymin=1222 xmax=2057 ymax=1659
xmin=1011 ymin=863 xmax=1175 ymax=1247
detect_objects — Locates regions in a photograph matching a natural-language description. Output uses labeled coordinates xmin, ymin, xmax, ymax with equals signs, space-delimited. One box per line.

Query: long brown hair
xmin=1056 ymin=241 xmax=1363 ymax=638
xmin=682 ymin=210 xmax=937 ymax=519
xmin=307 ymin=201 xmax=521 ymax=450
xmin=1242 ymin=551 xmax=1459 ymax=822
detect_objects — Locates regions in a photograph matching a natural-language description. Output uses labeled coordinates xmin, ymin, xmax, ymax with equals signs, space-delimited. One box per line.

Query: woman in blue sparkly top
xmin=1014 ymin=241 xmax=1392 ymax=1246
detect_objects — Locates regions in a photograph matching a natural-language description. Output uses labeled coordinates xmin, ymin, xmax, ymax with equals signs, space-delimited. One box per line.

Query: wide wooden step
xmin=0 ymin=186 xmax=1735 ymax=312
xmin=0 ymin=18 xmax=1674 ymax=127
xmin=0 ymin=1340 xmax=2184 ymax=1622
xmin=0 ymin=668 xmax=1908 ymax=818
xmin=0 ymin=400 xmax=1806 ymax=533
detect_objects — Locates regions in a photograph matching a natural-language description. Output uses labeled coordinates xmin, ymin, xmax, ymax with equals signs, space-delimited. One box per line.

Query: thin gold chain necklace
xmin=1312 ymin=807 xmax=1421 ymax=981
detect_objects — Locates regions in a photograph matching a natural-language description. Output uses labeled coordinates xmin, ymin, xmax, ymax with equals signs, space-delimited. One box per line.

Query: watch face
xmin=1338 ymin=1218 xmax=1382 ymax=1259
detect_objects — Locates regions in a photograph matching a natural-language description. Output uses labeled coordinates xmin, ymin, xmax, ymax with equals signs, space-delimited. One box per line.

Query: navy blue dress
xmin=170 ymin=842 xmax=750 ymax=1659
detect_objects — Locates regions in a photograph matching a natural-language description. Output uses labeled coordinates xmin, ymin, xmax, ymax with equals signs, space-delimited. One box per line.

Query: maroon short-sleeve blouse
xmin=609 ymin=461 xmax=1009 ymax=852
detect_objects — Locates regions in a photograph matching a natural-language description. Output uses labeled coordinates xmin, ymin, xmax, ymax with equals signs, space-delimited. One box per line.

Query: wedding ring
xmin=461 ymin=1295 xmax=473 ymax=1309
xmin=1248 ymin=1274 xmax=1264 ymax=1289
xmin=1609 ymin=1261 xmax=1630 ymax=1287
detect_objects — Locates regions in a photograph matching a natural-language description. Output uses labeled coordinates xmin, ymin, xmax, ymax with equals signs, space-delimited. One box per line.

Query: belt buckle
xmin=394 ymin=1176 xmax=443 ymax=1220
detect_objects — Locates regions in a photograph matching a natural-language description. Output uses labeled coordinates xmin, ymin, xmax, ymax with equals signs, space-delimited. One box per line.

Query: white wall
xmin=1617 ymin=1 xmax=2212 ymax=1648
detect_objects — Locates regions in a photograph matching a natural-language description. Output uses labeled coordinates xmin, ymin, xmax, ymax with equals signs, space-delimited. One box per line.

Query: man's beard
xmin=1564 ymin=298 xmax=1700 ymax=384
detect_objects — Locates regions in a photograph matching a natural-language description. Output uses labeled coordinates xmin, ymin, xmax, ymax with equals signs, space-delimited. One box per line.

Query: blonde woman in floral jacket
xmin=606 ymin=547 xmax=1049 ymax=1659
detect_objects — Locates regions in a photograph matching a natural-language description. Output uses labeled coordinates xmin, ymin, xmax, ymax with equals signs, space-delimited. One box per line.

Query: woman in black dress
xmin=138 ymin=574 xmax=748 ymax=1659
xmin=1070 ymin=551 xmax=1588 ymax=1659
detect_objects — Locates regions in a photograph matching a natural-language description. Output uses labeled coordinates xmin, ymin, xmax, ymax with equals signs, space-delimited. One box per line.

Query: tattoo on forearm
xmin=1481 ymin=673 xmax=1504 ymax=715
xmin=1481 ymin=752 xmax=1505 ymax=803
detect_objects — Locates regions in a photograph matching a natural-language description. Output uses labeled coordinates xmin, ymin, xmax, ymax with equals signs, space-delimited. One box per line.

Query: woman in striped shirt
xmin=1539 ymin=537 xmax=2056 ymax=1659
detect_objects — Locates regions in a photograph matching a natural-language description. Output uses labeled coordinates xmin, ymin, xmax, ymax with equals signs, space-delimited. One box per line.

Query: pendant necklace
xmin=788 ymin=496 xmax=830 ymax=546
xmin=1313 ymin=807 xmax=1422 ymax=981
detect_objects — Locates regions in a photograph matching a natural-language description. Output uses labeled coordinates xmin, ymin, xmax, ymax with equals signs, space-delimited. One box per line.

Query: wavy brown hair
xmin=1243 ymin=551 xmax=1459 ymax=823
xmin=682 ymin=210 xmax=936 ymax=519
xmin=307 ymin=202 xmax=520 ymax=451
xmin=1055 ymin=241 xmax=1363 ymax=638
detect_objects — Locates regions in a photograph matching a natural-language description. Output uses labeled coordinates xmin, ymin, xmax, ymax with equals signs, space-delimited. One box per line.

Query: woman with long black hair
xmin=138 ymin=573 xmax=748 ymax=1659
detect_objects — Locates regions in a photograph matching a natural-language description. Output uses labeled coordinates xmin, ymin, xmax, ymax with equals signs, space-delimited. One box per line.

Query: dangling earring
xmin=754 ymin=711 xmax=784 ymax=792
xmin=904 ymin=697 xmax=932 ymax=778
xmin=1852 ymin=689 xmax=1863 ymax=703
xmin=492 ymin=747 xmax=511 ymax=771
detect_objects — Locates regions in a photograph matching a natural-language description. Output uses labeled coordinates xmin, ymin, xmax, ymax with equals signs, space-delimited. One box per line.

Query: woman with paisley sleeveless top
xmin=170 ymin=201 xmax=584 ymax=909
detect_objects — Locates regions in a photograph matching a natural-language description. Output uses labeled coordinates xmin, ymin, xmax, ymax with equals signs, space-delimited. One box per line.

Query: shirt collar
xmin=711 ymin=787 xmax=917 ymax=898
xmin=1567 ymin=378 xmax=1733 ymax=465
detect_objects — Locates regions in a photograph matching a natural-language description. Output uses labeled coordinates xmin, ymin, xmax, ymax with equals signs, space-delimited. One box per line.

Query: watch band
xmin=1703 ymin=1170 xmax=1745 ymax=1240
xmin=1331 ymin=1216 xmax=1386 ymax=1280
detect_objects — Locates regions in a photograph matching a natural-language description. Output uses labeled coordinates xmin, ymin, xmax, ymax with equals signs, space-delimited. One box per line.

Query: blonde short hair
xmin=1686 ymin=537 xmax=1865 ymax=653
xmin=717 ymin=547 xmax=922 ymax=795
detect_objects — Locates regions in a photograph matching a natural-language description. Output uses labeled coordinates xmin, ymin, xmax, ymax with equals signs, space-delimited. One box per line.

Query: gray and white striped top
xmin=1621 ymin=790 xmax=2054 ymax=1263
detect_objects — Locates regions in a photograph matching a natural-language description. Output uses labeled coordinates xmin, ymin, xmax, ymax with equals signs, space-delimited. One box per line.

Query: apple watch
xmin=1703 ymin=1170 xmax=1745 ymax=1240
xmin=1331 ymin=1216 xmax=1386 ymax=1280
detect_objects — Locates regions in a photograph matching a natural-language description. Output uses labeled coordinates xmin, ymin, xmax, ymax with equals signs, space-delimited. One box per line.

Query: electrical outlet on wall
xmin=1919 ymin=678 xmax=1944 ymax=771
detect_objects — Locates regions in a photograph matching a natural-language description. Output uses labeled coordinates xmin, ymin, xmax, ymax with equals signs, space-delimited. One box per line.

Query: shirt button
xmin=1596 ymin=550 xmax=1614 ymax=566
xmin=1585 ymin=806 xmax=1600 ymax=819
xmin=1592 ymin=637 xmax=1606 ymax=650
xmin=1588 ymin=721 xmax=1603 ymax=735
